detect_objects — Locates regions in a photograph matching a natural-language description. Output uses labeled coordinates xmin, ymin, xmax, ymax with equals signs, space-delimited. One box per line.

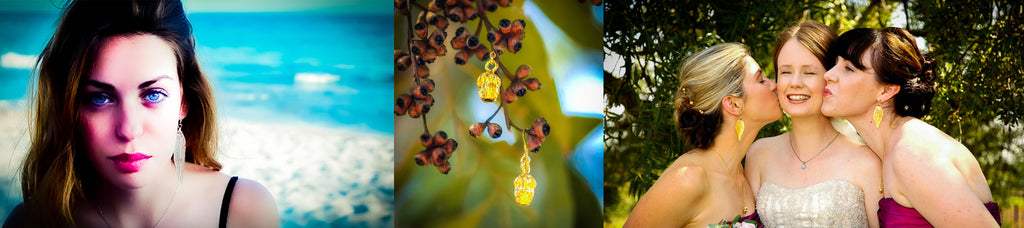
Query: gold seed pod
xmin=476 ymin=52 xmax=501 ymax=102
xmin=514 ymin=131 xmax=536 ymax=206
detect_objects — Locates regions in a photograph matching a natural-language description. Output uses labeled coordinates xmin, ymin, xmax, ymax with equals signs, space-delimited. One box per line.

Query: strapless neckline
xmin=877 ymin=198 xmax=1000 ymax=227
xmin=761 ymin=179 xmax=858 ymax=191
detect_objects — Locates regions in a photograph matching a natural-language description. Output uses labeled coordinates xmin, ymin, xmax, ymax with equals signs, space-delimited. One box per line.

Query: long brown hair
xmin=20 ymin=0 xmax=219 ymax=225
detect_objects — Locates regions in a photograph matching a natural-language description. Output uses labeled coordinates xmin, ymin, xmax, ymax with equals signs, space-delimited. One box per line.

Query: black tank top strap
xmin=219 ymin=176 xmax=239 ymax=228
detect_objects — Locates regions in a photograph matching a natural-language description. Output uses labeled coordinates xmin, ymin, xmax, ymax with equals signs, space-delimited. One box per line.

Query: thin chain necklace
xmin=95 ymin=180 xmax=179 ymax=228
xmin=790 ymin=131 xmax=839 ymax=169
xmin=879 ymin=117 xmax=902 ymax=194
xmin=709 ymin=148 xmax=748 ymax=215
xmin=880 ymin=132 xmax=888 ymax=194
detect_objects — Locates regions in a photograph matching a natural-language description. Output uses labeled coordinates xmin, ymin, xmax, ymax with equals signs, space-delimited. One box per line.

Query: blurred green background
xmin=603 ymin=0 xmax=1023 ymax=227
xmin=394 ymin=1 xmax=604 ymax=227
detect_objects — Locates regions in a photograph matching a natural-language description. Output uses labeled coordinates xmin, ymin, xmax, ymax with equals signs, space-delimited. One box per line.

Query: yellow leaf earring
xmin=514 ymin=131 xmax=536 ymax=206
xmin=735 ymin=115 xmax=744 ymax=141
xmin=476 ymin=52 xmax=501 ymax=103
xmin=873 ymin=101 xmax=883 ymax=128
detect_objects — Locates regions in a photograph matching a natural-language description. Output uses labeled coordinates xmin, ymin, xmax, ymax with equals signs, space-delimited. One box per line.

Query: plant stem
xmin=474 ymin=1 xmax=524 ymax=133
xmin=406 ymin=0 xmax=430 ymax=134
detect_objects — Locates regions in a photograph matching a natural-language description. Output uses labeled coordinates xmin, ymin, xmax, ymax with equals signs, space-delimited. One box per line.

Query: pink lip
xmin=108 ymin=153 xmax=152 ymax=173
xmin=823 ymin=88 xmax=833 ymax=97
xmin=786 ymin=93 xmax=810 ymax=104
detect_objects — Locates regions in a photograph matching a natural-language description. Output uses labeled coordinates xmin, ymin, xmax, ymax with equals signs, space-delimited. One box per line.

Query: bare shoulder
xmin=183 ymin=163 xmax=279 ymax=227
xmin=889 ymin=120 xmax=961 ymax=165
xmin=746 ymin=133 xmax=785 ymax=163
xmin=226 ymin=178 xmax=279 ymax=228
xmin=888 ymin=121 xmax=962 ymax=179
xmin=837 ymin=135 xmax=880 ymax=170
xmin=655 ymin=154 xmax=710 ymax=199
xmin=625 ymin=155 xmax=710 ymax=227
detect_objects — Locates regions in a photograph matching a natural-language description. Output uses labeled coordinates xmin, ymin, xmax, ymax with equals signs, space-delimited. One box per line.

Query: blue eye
xmin=143 ymin=90 xmax=167 ymax=103
xmin=88 ymin=93 xmax=113 ymax=106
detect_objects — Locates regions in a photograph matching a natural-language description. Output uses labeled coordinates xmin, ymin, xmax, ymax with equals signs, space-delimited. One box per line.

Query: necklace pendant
xmin=801 ymin=163 xmax=806 ymax=169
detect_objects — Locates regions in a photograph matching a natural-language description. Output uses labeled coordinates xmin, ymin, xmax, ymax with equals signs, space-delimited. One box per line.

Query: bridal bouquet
xmin=707 ymin=215 xmax=759 ymax=228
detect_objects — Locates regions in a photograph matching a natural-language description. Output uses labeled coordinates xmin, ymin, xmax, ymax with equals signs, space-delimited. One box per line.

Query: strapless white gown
xmin=756 ymin=179 xmax=868 ymax=228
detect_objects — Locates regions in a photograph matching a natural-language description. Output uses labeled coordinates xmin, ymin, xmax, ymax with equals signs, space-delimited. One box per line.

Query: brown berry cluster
xmin=394 ymin=11 xmax=451 ymax=78
xmin=394 ymin=0 xmax=410 ymax=14
xmin=480 ymin=0 xmax=512 ymax=12
xmin=523 ymin=118 xmax=550 ymax=152
xmin=468 ymin=122 xmax=504 ymax=139
xmin=451 ymin=27 xmax=489 ymax=65
xmin=394 ymin=79 xmax=435 ymax=118
xmin=413 ymin=131 xmax=459 ymax=174
xmin=428 ymin=0 xmax=477 ymax=23
xmin=488 ymin=19 xmax=526 ymax=54
xmin=500 ymin=65 xmax=542 ymax=104
xmin=468 ymin=118 xmax=549 ymax=152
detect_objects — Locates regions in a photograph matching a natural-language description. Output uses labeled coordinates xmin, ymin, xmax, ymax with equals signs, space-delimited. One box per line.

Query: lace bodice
xmin=756 ymin=179 xmax=868 ymax=228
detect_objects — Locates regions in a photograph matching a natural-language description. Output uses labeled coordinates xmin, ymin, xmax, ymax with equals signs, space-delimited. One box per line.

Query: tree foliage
xmin=603 ymin=0 xmax=1023 ymax=223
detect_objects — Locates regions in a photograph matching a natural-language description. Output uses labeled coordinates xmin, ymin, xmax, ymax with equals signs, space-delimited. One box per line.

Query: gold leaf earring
xmin=873 ymin=101 xmax=883 ymax=128
xmin=476 ymin=52 xmax=501 ymax=103
xmin=735 ymin=115 xmax=744 ymax=141
xmin=514 ymin=131 xmax=536 ymax=206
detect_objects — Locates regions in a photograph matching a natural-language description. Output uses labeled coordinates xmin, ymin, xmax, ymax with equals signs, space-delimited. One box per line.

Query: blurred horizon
xmin=0 ymin=0 xmax=389 ymax=15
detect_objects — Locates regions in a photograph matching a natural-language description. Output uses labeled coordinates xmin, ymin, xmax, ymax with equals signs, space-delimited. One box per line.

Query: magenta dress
xmin=878 ymin=198 xmax=1000 ymax=227
xmin=740 ymin=212 xmax=761 ymax=227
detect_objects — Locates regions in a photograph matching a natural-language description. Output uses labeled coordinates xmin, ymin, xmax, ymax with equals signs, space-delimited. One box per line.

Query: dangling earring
xmin=477 ymin=52 xmax=501 ymax=103
xmin=514 ymin=131 xmax=536 ymax=206
xmin=735 ymin=115 xmax=744 ymax=141
xmin=873 ymin=101 xmax=883 ymax=128
xmin=174 ymin=120 xmax=186 ymax=183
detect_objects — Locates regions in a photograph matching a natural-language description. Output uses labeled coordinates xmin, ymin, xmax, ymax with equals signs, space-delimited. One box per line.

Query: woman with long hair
xmin=624 ymin=43 xmax=781 ymax=227
xmin=4 ymin=0 xmax=278 ymax=227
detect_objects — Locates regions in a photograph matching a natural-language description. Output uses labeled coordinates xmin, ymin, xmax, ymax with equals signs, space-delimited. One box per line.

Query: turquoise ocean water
xmin=0 ymin=12 xmax=393 ymax=134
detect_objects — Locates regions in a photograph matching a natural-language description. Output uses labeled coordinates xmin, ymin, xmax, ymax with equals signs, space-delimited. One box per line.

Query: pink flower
xmin=732 ymin=222 xmax=756 ymax=228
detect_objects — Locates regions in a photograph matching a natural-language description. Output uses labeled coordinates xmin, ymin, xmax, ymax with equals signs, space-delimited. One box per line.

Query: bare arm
xmin=853 ymin=145 xmax=883 ymax=228
xmin=891 ymin=147 xmax=998 ymax=227
xmin=624 ymin=166 xmax=708 ymax=228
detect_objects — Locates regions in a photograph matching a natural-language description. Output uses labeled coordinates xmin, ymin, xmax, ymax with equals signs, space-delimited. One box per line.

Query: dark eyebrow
xmin=86 ymin=80 xmax=115 ymax=91
xmin=85 ymin=75 xmax=172 ymax=91
xmin=138 ymin=75 xmax=172 ymax=89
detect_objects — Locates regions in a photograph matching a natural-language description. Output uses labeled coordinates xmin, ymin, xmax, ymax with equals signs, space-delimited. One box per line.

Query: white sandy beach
xmin=0 ymin=102 xmax=394 ymax=227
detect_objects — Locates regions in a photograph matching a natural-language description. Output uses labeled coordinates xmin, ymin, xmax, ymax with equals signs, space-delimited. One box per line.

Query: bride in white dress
xmin=743 ymin=21 xmax=882 ymax=228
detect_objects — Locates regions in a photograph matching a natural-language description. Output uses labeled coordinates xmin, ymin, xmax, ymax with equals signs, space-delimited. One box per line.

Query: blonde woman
xmin=745 ymin=21 xmax=882 ymax=227
xmin=624 ymin=43 xmax=781 ymax=227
